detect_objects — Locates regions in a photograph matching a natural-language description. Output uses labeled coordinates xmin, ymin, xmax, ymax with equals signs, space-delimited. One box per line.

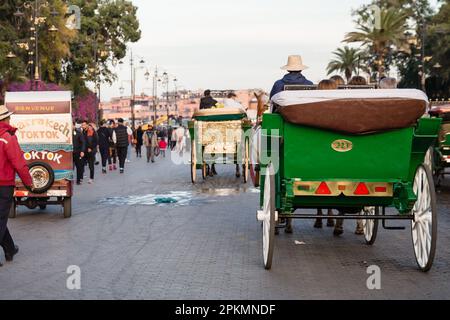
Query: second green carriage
xmin=428 ymin=104 xmax=450 ymax=186
xmin=256 ymin=89 xmax=441 ymax=272
xmin=188 ymin=108 xmax=253 ymax=183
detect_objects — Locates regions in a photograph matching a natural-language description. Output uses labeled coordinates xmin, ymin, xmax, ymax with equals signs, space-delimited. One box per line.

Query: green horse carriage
xmin=188 ymin=108 xmax=252 ymax=183
xmin=428 ymin=103 xmax=450 ymax=186
xmin=256 ymin=89 xmax=441 ymax=272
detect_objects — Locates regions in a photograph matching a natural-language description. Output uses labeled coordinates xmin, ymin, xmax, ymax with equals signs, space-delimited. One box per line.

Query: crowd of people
xmin=72 ymin=118 xmax=189 ymax=186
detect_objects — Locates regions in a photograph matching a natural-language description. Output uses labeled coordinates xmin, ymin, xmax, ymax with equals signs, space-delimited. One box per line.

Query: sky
xmin=99 ymin=0 xmax=438 ymax=101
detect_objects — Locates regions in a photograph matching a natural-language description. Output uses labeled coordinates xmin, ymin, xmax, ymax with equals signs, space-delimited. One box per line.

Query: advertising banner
xmin=6 ymin=101 xmax=71 ymax=114
xmin=10 ymin=114 xmax=73 ymax=145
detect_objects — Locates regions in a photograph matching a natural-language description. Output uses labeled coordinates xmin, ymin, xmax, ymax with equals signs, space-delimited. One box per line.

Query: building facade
xmin=99 ymin=89 xmax=259 ymax=124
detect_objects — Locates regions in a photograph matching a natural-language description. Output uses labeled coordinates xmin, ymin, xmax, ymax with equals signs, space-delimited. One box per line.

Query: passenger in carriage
xmin=317 ymin=79 xmax=338 ymax=90
xmin=379 ymin=77 xmax=397 ymax=89
xmin=269 ymin=55 xmax=313 ymax=99
xmin=200 ymin=90 xmax=218 ymax=110
xmin=329 ymin=75 xmax=345 ymax=86
xmin=348 ymin=75 xmax=367 ymax=86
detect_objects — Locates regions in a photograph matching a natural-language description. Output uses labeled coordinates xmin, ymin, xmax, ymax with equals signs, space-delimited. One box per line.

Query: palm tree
xmin=344 ymin=7 xmax=409 ymax=78
xmin=326 ymin=46 xmax=362 ymax=83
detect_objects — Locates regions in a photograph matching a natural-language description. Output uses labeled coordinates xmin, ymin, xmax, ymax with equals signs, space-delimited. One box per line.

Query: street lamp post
xmin=152 ymin=68 xmax=159 ymax=124
xmin=162 ymin=72 xmax=170 ymax=126
xmin=173 ymin=77 xmax=178 ymax=121
xmin=121 ymin=51 xmax=146 ymax=130
xmin=13 ymin=0 xmax=59 ymax=90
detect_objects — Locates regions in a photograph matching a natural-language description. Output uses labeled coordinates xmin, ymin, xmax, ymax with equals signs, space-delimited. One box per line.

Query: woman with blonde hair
xmin=348 ymin=75 xmax=367 ymax=86
xmin=318 ymin=79 xmax=338 ymax=90
xmin=330 ymin=75 xmax=345 ymax=86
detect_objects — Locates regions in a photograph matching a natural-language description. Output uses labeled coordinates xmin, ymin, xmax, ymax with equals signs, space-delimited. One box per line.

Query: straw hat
xmin=0 ymin=105 xmax=13 ymax=121
xmin=281 ymin=55 xmax=308 ymax=71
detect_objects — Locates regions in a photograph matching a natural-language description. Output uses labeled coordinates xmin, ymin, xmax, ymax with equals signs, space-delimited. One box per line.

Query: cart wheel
xmin=243 ymin=138 xmax=249 ymax=183
xmin=154 ymin=146 xmax=161 ymax=157
xmin=361 ymin=207 xmax=379 ymax=245
xmin=63 ymin=197 xmax=72 ymax=219
xmin=39 ymin=205 xmax=47 ymax=210
xmin=424 ymin=147 xmax=433 ymax=173
xmin=260 ymin=164 xmax=276 ymax=270
xmin=191 ymin=140 xmax=196 ymax=184
xmin=411 ymin=164 xmax=437 ymax=272
xmin=9 ymin=201 xmax=17 ymax=219
xmin=202 ymin=163 xmax=207 ymax=180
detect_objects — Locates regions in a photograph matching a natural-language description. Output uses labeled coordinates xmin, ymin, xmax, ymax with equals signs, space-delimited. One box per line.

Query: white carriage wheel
xmin=424 ymin=147 xmax=434 ymax=174
xmin=362 ymin=207 xmax=379 ymax=245
xmin=243 ymin=138 xmax=249 ymax=183
xmin=191 ymin=140 xmax=196 ymax=184
xmin=411 ymin=164 xmax=437 ymax=272
xmin=262 ymin=163 xmax=276 ymax=270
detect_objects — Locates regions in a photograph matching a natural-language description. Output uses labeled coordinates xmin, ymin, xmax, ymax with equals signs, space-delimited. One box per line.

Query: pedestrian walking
xmin=0 ymin=105 xmax=33 ymax=265
xmin=73 ymin=121 xmax=86 ymax=185
xmin=97 ymin=120 xmax=111 ymax=174
xmin=125 ymin=122 xmax=133 ymax=163
xmin=112 ymin=118 xmax=130 ymax=174
xmin=85 ymin=124 xmax=98 ymax=183
xmin=108 ymin=120 xmax=118 ymax=171
xmin=159 ymin=138 xmax=167 ymax=158
xmin=135 ymin=125 xmax=143 ymax=158
xmin=171 ymin=127 xmax=177 ymax=150
xmin=143 ymin=124 xmax=158 ymax=163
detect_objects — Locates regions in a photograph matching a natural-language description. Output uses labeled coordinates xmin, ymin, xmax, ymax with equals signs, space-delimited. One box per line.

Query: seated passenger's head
xmin=204 ymin=90 xmax=211 ymax=97
xmin=348 ymin=76 xmax=367 ymax=86
xmin=318 ymin=79 xmax=338 ymax=90
xmin=379 ymin=77 xmax=397 ymax=89
xmin=281 ymin=55 xmax=308 ymax=73
xmin=330 ymin=75 xmax=345 ymax=86
xmin=227 ymin=92 xmax=237 ymax=99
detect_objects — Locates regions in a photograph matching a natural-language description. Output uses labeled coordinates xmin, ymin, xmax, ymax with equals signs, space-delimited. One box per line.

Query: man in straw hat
xmin=0 ymin=105 xmax=33 ymax=265
xmin=269 ymin=55 xmax=313 ymax=99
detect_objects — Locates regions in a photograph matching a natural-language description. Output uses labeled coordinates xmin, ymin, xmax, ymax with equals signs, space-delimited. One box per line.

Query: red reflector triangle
xmin=354 ymin=183 xmax=370 ymax=195
xmin=316 ymin=182 xmax=332 ymax=195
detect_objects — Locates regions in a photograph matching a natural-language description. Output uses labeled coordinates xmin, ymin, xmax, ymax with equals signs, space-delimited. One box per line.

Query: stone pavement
xmin=0 ymin=150 xmax=449 ymax=299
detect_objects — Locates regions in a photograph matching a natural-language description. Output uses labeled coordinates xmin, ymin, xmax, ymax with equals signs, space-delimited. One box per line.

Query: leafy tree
xmin=1 ymin=0 xmax=141 ymax=104
xmin=344 ymin=7 xmax=410 ymax=79
xmin=425 ymin=0 xmax=450 ymax=99
xmin=63 ymin=0 xmax=141 ymax=94
xmin=326 ymin=46 xmax=364 ymax=83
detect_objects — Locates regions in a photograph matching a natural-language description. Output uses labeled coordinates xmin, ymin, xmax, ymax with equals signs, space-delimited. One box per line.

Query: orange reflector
xmin=338 ymin=185 xmax=346 ymax=191
xmin=375 ymin=186 xmax=387 ymax=193
xmin=316 ymin=182 xmax=332 ymax=195
xmin=354 ymin=183 xmax=370 ymax=195
xmin=14 ymin=191 xmax=28 ymax=197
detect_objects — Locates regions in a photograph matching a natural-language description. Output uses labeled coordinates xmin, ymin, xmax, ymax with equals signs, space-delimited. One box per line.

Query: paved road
xmin=1 ymin=150 xmax=449 ymax=300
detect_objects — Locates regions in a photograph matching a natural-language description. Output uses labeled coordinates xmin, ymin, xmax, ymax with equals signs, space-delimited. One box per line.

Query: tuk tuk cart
xmin=5 ymin=91 xmax=73 ymax=218
xmin=188 ymin=108 xmax=252 ymax=183
xmin=256 ymin=89 xmax=440 ymax=272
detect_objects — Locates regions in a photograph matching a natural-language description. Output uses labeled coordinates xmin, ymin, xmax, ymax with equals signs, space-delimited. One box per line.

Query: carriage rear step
xmin=278 ymin=214 xmax=414 ymax=220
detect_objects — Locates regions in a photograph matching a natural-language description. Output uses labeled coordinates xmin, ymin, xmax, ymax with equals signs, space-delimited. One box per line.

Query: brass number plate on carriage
xmin=332 ymin=139 xmax=353 ymax=152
